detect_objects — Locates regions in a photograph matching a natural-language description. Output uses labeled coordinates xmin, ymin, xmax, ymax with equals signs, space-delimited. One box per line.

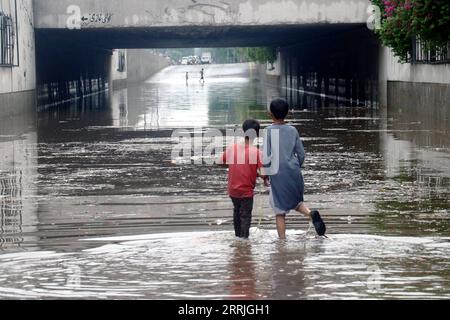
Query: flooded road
xmin=0 ymin=63 xmax=449 ymax=299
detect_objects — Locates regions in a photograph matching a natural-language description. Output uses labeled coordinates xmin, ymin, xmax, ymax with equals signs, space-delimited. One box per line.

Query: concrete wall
xmin=34 ymin=0 xmax=371 ymax=29
xmin=0 ymin=0 xmax=36 ymax=97
xmin=127 ymin=50 xmax=170 ymax=83
xmin=379 ymin=47 xmax=450 ymax=130
xmin=386 ymin=81 xmax=449 ymax=130
xmin=0 ymin=90 xmax=35 ymax=117
xmin=379 ymin=47 xmax=450 ymax=85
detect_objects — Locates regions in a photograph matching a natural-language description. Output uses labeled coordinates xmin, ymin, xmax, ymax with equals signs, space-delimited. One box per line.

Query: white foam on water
xmin=0 ymin=230 xmax=449 ymax=299
xmin=325 ymin=117 xmax=381 ymax=121
xmin=81 ymin=230 xmax=230 ymax=243
xmin=0 ymin=251 xmax=72 ymax=261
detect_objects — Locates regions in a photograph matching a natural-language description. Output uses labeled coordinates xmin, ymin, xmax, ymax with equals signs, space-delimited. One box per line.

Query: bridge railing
xmin=411 ymin=36 xmax=450 ymax=65
xmin=0 ymin=12 xmax=14 ymax=66
xmin=0 ymin=0 xmax=19 ymax=67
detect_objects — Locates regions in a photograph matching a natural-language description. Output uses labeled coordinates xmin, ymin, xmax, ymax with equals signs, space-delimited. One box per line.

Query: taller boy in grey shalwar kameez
xmin=263 ymin=124 xmax=305 ymax=214
xmin=262 ymin=98 xmax=326 ymax=239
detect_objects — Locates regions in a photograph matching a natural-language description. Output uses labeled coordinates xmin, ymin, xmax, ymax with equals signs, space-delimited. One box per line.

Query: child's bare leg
xmin=276 ymin=215 xmax=286 ymax=239
xmin=296 ymin=204 xmax=326 ymax=236
xmin=295 ymin=203 xmax=311 ymax=219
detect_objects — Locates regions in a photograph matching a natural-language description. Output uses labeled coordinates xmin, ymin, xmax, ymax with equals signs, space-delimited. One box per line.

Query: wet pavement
xmin=0 ymin=63 xmax=449 ymax=299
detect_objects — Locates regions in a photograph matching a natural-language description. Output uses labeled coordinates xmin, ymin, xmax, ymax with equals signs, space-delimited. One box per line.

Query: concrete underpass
xmin=33 ymin=0 xmax=379 ymax=109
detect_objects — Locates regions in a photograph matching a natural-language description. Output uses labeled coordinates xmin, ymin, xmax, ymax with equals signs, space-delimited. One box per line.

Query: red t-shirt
xmin=221 ymin=143 xmax=263 ymax=198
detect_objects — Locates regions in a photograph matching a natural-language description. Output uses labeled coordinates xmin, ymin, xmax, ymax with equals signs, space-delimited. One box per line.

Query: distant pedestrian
xmin=200 ymin=68 xmax=205 ymax=83
xmin=186 ymin=72 xmax=189 ymax=85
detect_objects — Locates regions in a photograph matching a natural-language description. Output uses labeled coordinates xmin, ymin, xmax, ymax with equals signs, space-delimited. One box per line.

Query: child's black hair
xmin=270 ymin=98 xmax=290 ymax=120
xmin=243 ymin=119 xmax=260 ymax=137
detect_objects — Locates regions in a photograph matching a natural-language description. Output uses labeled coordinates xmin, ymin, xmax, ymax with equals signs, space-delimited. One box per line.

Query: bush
xmin=241 ymin=48 xmax=277 ymax=64
xmin=372 ymin=0 xmax=450 ymax=62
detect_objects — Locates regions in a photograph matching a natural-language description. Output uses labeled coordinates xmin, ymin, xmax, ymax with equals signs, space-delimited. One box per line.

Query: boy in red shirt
xmin=219 ymin=120 xmax=264 ymax=239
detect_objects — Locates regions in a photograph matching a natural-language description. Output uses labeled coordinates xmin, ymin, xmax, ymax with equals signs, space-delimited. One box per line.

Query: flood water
xmin=0 ymin=63 xmax=449 ymax=299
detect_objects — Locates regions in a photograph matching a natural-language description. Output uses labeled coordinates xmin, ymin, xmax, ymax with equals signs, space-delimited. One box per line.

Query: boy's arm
xmin=258 ymin=170 xmax=270 ymax=187
xmin=257 ymin=150 xmax=265 ymax=177
xmin=257 ymin=150 xmax=270 ymax=187
xmin=216 ymin=148 xmax=228 ymax=168
xmin=262 ymin=129 xmax=271 ymax=169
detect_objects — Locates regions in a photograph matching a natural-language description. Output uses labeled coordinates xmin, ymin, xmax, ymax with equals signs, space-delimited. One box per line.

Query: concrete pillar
xmin=77 ymin=79 xmax=83 ymax=98
xmin=351 ymin=77 xmax=358 ymax=108
xmin=302 ymin=72 xmax=308 ymax=108
xmin=335 ymin=76 xmax=340 ymax=107
xmin=324 ymin=76 xmax=330 ymax=108
xmin=316 ymin=73 xmax=323 ymax=108
xmin=345 ymin=77 xmax=351 ymax=104
xmin=47 ymin=83 xmax=53 ymax=104
xmin=284 ymin=56 xmax=289 ymax=99
xmin=359 ymin=79 xmax=366 ymax=107
xmin=296 ymin=63 xmax=301 ymax=108
xmin=290 ymin=56 xmax=294 ymax=106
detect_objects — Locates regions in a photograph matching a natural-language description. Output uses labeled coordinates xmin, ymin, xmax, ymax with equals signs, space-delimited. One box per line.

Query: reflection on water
xmin=228 ymin=241 xmax=258 ymax=299
xmin=377 ymin=104 xmax=450 ymax=236
xmin=0 ymin=112 xmax=39 ymax=250
xmin=0 ymin=62 xmax=448 ymax=299
xmin=113 ymin=64 xmax=265 ymax=129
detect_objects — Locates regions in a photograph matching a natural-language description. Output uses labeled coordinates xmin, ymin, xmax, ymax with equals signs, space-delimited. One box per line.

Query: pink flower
xmin=382 ymin=0 xmax=397 ymax=17
xmin=404 ymin=0 xmax=412 ymax=10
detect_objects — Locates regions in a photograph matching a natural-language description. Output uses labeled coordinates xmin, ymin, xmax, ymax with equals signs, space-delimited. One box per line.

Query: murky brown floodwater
xmin=0 ymin=63 xmax=449 ymax=299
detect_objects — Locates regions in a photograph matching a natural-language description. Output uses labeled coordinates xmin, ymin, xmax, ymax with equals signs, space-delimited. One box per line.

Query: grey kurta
xmin=263 ymin=124 xmax=305 ymax=212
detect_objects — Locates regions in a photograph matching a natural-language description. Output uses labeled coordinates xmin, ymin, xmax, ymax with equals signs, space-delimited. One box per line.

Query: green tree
xmin=241 ymin=47 xmax=277 ymax=64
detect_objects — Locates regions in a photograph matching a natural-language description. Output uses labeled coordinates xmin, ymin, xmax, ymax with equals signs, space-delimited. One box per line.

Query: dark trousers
xmin=231 ymin=197 xmax=254 ymax=239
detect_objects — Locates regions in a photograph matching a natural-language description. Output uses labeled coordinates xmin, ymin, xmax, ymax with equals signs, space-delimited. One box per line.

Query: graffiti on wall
xmin=118 ymin=1 xmax=239 ymax=27
xmin=66 ymin=1 xmax=239 ymax=29
xmin=81 ymin=13 xmax=113 ymax=26
xmin=165 ymin=1 xmax=238 ymax=23
xmin=66 ymin=5 xmax=113 ymax=29
xmin=144 ymin=1 xmax=239 ymax=25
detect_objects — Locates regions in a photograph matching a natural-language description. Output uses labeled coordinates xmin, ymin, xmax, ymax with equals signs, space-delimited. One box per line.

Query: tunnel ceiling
xmin=35 ymin=24 xmax=367 ymax=49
